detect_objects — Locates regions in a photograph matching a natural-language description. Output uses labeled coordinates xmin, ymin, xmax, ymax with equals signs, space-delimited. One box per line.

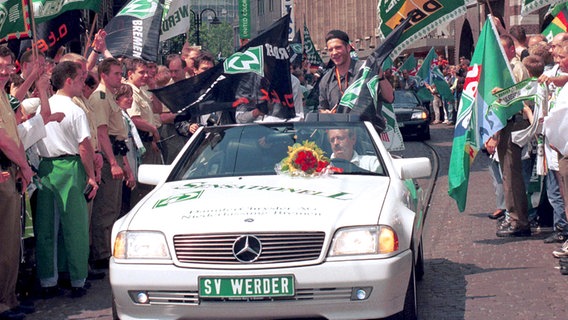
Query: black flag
xmin=9 ymin=10 xmax=83 ymax=59
xmin=152 ymin=14 xmax=295 ymax=120
xmin=104 ymin=0 xmax=164 ymax=61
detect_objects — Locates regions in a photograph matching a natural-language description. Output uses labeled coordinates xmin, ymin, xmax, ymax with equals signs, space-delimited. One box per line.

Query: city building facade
xmin=95 ymin=0 xmax=554 ymax=63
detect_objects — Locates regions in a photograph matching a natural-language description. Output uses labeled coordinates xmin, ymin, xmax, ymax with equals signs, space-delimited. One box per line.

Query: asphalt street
xmin=24 ymin=124 xmax=568 ymax=320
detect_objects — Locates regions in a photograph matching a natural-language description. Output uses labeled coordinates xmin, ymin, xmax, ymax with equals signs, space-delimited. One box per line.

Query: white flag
xmin=160 ymin=0 xmax=191 ymax=41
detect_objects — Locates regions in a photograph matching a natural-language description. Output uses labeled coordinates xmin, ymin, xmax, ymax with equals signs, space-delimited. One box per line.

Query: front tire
xmin=384 ymin=262 xmax=417 ymax=320
xmin=415 ymin=240 xmax=425 ymax=281
xmin=421 ymin=126 xmax=431 ymax=141
xmin=112 ymin=294 xmax=120 ymax=320
xmin=401 ymin=266 xmax=417 ymax=320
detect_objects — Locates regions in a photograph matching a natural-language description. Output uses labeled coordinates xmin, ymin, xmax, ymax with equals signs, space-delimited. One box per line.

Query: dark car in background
xmin=393 ymin=90 xmax=430 ymax=140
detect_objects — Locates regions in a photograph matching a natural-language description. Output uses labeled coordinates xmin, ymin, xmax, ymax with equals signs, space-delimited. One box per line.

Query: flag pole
xmin=484 ymin=0 xmax=494 ymax=16
xmin=28 ymin=0 xmax=39 ymax=60
xmin=84 ymin=13 xmax=98 ymax=58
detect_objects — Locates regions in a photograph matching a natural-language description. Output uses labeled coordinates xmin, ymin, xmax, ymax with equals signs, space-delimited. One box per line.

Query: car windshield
xmin=169 ymin=122 xmax=386 ymax=181
xmin=393 ymin=90 xmax=419 ymax=107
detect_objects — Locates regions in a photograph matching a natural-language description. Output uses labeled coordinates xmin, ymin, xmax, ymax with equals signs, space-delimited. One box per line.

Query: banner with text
xmin=0 ymin=0 xmax=32 ymax=43
xmin=32 ymin=0 xmax=100 ymax=24
xmin=160 ymin=0 xmax=190 ymax=41
xmin=105 ymin=0 xmax=164 ymax=61
xmin=238 ymin=0 xmax=250 ymax=40
xmin=8 ymin=10 xmax=83 ymax=58
xmin=377 ymin=0 xmax=473 ymax=59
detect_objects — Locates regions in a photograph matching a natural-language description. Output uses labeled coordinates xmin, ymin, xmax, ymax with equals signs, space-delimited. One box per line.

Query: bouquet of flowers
xmin=276 ymin=140 xmax=330 ymax=177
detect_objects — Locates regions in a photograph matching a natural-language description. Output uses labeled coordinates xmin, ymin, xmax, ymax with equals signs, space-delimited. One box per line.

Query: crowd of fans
xmin=383 ymin=53 xmax=468 ymax=126
xmin=0 ymin=21 xmax=321 ymax=317
xmin=0 ymin=28 xmax=255 ymax=319
xmin=4 ymin=19 xmax=568 ymax=319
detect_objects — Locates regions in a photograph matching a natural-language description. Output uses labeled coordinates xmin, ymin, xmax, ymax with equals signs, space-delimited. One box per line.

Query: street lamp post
xmin=190 ymin=8 xmax=222 ymax=46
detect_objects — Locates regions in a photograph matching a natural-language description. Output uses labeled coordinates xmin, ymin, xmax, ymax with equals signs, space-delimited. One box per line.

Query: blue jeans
xmin=444 ymin=100 xmax=455 ymax=122
xmin=546 ymin=170 xmax=567 ymax=229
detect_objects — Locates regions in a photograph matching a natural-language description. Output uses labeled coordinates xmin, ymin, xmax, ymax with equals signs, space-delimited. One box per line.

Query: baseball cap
xmin=325 ymin=30 xmax=350 ymax=44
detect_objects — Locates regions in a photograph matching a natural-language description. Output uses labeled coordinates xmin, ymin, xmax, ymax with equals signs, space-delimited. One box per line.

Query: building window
xmin=269 ymin=0 xmax=274 ymax=12
xmin=258 ymin=0 xmax=264 ymax=16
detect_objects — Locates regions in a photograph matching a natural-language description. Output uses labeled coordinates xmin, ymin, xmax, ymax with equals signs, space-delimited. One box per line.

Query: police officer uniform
xmin=0 ymin=92 xmax=24 ymax=315
xmin=88 ymin=84 xmax=129 ymax=264
xmin=127 ymin=83 xmax=162 ymax=205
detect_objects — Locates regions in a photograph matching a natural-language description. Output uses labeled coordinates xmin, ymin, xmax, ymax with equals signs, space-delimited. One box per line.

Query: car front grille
xmin=138 ymin=287 xmax=352 ymax=305
xmin=395 ymin=113 xmax=412 ymax=122
xmin=173 ymin=232 xmax=325 ymax=264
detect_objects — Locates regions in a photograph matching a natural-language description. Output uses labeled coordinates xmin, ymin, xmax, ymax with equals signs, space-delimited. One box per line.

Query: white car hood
xmin=127 ymin=175 xmax=390 ymax=233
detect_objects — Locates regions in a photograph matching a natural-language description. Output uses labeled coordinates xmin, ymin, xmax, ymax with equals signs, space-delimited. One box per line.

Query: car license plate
xmin=199 ymin=275 xmax=295 ymax=298
xmin=397 ymin=122 xmax=405 ymax=127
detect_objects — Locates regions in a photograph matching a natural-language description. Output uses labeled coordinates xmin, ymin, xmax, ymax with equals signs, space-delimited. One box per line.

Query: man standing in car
xmin=318 ymin=30 xmax=394 ymax=130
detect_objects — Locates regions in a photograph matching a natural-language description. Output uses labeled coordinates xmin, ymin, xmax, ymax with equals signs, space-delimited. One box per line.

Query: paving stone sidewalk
xmin=417 ymin=124 xmax=568 ymax=320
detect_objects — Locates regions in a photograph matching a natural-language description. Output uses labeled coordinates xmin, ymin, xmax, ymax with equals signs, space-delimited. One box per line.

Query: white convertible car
xmin=110 ymin=114 xmax=432 ymax=320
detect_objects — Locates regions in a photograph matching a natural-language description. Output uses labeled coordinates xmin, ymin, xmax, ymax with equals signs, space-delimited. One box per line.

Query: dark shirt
xmin=318 ymin=59 xmax=364 ymax=113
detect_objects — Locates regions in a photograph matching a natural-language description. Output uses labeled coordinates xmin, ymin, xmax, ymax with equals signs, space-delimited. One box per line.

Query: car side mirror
xmin=391 ymin=157 xmax=432 ymax=179
xmin=138 ymin=164 xmax=171 ymax=185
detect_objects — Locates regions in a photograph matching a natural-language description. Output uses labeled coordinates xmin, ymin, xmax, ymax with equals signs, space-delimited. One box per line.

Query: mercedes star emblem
xmin=232 ymin=235 xmax=262 ymax=263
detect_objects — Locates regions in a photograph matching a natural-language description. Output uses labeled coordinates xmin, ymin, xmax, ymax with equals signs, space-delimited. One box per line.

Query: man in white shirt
xmin=35 ymin=61 xmax=97 ymax=298
xmin=327 ymin=128 xmax=380 ymax=173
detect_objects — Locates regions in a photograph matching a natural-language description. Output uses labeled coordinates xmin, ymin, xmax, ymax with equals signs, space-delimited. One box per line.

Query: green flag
xmin=448 ymin=17 xmax=516 ymax=212
xmin=0 ymin=0 xmax=32 ymax=42
xmin=414 ymin=47 xmax=453 ymax=102
xmin=377 ymin=0 xmax=470 ymax=59
xmin=32 ymin=0 xmax=101 ymax=24
xmin=431 ymin=65 xmax=453 ymax=101
xmin=399 ymin=53 xmax=416 ymax=74
xmin=521 ymin=0 xmax=566 ymax=16
xmin=382 ymin=56 xmax=393 ymax=71
xmin=415 ymin=48 xmax=436 ymax=101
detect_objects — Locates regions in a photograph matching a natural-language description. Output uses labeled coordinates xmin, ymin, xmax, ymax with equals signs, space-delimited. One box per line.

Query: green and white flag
xmin=377 ymin=0 xmax=473 ymax=59
xmin=415 ymin=47 xmax=453 ymax=102
xmin=303 ymin=20 xmax=323 ymax=70
xmin=521 ymin=0 xmax=566 ymax=16
xmin=339 ymin=14 xmax=413 ymax=151
xmin=160 ymin=0 xmax=190 ymax=41
xmin=0 ymin=0 xmax=32 ymax=43
xmin=491 ymin=78 xmax=539 ymax=109
xmin=491 ymin=79 xmax=545 ymax=148
xmin=380 ymin=102 xmax=405 ymax=151
xmin=32 ymin=0 xmax=101 ymax=24
xmin=448 ymin=17 xmax=516 ymax=212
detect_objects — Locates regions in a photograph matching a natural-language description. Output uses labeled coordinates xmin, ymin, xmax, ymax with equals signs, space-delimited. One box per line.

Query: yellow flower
xmin=279 ymin=141 xmax=329 ymax=176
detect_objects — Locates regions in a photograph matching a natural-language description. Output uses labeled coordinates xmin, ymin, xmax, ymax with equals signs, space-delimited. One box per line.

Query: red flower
xmin=316 ymin=160 xmax=329 ymax=173
xmin=294 ymin=150 xmax=318 ymax=172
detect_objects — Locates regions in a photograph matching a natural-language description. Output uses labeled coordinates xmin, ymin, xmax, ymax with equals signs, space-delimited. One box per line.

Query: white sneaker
xmin=552 ymin=240 xmax=568 ymax=258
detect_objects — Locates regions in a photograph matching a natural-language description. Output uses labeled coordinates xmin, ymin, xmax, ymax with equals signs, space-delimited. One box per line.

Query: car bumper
xmin=398 ymin=120 xmax=429 ymax=136
xmin=110 ymin=250 xmax=412 ymax=320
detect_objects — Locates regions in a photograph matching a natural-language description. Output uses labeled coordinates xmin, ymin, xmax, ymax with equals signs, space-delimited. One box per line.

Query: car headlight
xmin=113 ymin=231 xmax=171 ymax=259
xmin=329 ymin=226 xmax=399 ymax=256
xmin=411 ymin=111 xmax=428 ymax=120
